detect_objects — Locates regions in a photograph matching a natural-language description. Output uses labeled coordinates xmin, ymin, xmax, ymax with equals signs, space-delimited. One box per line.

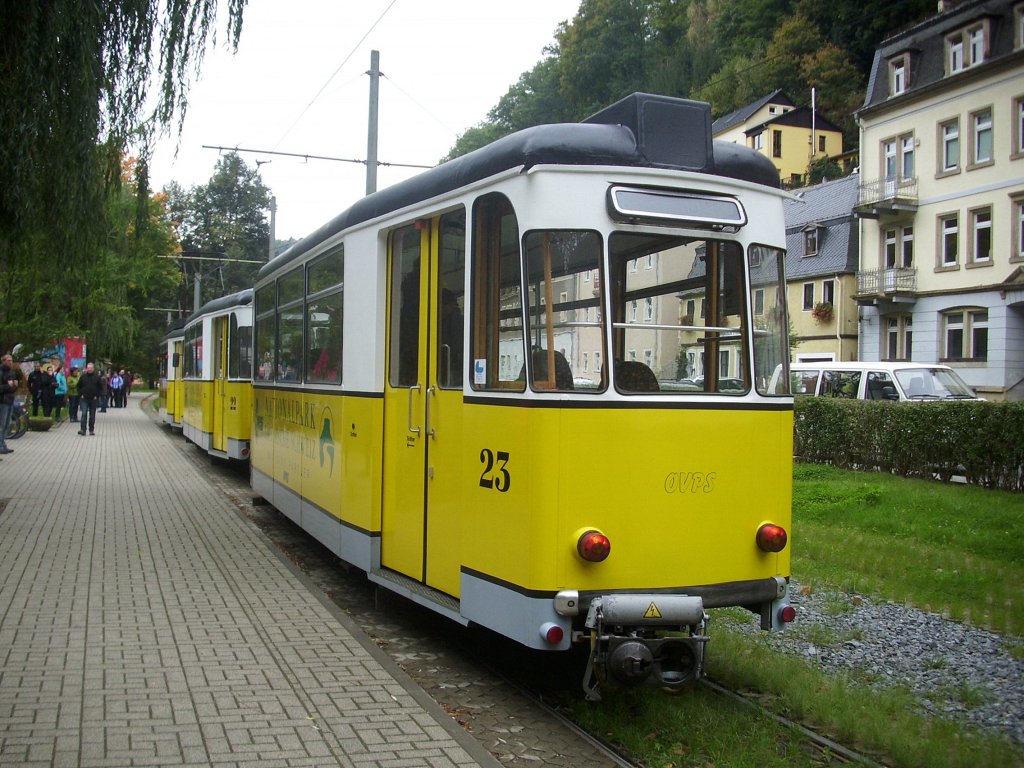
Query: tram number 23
xmin=479 ymin=449 xmax=511 ymax=492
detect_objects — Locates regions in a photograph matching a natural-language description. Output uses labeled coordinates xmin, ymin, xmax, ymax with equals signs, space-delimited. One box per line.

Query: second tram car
xmin=181 ymin=289 xmax=254 ymax=460
xmin=159 ymin=320 xmax=186 ymax=429
xmin=194 ymin=93 xmax=794 ymax=697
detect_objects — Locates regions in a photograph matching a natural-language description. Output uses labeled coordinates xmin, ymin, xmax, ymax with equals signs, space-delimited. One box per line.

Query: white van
xmin=770 ymin=361 xmax=979 ymax=401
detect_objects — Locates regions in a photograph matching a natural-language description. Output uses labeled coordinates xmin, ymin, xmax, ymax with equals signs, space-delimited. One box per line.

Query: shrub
xmin=793 ymin=398 xmax=1024 ymax=491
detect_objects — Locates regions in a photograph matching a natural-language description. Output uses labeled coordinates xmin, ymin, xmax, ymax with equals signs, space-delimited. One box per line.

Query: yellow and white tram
xmin=158 ymin=320 xmax=185 ymax=430
xmin=181 ymin=289 xmax=254 ymax=460
xmin=251 ymin=93 xmax=794 ymax=697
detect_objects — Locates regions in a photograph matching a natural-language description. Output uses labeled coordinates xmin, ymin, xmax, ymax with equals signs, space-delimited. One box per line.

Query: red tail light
xmin=540 ymin=622 xmax=564 ymax=645
xmin=577 ymin=529 xmax=611 ymax=562
xmin=778 ymin=605 xmax=797 ymax=623
xmin=756 ymin=523 xmax=788 ymax=553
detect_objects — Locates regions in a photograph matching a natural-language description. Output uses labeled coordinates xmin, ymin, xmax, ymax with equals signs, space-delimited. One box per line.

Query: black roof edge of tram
xmin=183 ymin=288 xmax=254 ymax=328
xmin=258 ymin=93 xmax=781 ymax=281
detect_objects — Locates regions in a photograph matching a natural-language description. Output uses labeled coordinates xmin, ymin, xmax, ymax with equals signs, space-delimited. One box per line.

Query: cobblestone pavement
xmin=0 ymin=395 xmax=501 ymax=768
xmin=156 ymin=403 xmax=624 ymax=767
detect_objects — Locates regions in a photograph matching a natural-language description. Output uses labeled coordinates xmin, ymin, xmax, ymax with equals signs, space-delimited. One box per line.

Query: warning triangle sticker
xmin=644 ymin=602 xmax=662 ymax=619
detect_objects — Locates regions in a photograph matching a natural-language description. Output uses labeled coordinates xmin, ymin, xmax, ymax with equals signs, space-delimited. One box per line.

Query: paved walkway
xmin=0 ymin=395 xmax=500 ymax=768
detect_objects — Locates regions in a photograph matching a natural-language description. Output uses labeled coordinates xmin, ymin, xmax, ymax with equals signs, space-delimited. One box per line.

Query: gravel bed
xmin=724 ymin=581 xmax=1024 ymax=745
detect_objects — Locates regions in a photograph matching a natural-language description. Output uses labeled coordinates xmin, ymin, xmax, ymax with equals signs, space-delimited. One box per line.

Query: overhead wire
xmin=271 ymin=0 xmax=400 ymax=151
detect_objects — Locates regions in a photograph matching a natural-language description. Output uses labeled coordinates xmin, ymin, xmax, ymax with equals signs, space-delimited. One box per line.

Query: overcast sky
xmin=148 ymin=0 xmax=582 ymax=242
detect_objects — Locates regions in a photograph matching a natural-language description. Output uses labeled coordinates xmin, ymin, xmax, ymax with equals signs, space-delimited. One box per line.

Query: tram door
xmin=382 ymin=211 xmax=466 ymax=596
xmin=212 ymin=316 xmax=227 ymax=452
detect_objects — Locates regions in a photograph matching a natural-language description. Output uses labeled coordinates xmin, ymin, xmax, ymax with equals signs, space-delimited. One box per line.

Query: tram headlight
xmin=576 ymin=529 xmax=611 ymax=562
xmin=755 ymin=523 xmax=788 ymax=553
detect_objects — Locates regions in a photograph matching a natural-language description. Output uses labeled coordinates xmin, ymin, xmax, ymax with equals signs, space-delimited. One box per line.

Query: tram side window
xmin=255 ymin=283 xmax=276 ymax=381
xmin=437 ymin=209 xmax=466 ymax=390
xmin=228 ymin=314 xmax=253 ymax=380
xmin=609 ymin=234 xmax=748 ymax=394
xmin=185 ymin=324 xmax=203 ymax=378
xmin=749 ymin=245 xmax=790 ymax=395
xmin=389 ymin=225 xmax=422 ymax=388
xmin=471 ymin=194 xmax=525 ymax=392
xmin=277 ymin=266 xmax=304 ymax=382
xmin=523 ymin=230 xmax=604 ymax=392
xmin=306 ymin=247 xmax=344 ymax=385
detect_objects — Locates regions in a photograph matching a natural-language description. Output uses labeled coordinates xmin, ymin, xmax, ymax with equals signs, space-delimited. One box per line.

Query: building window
xmin=644 ymin=296 xmax=654 ymax=321
xmin=583 ymin=352 xmax=589 ymax=372
xmin=772 ymin=129 xmax=782 ymax=158
xmin=802 ymin=283 xmax=814 ymax=311
xmin=939 ymin=214 xmax=959 ymax=268
xmin=940 ymin=119 xmax=960 ymax=173
xmin=1013 ymin=197 xmax=1024 ymax=263
xmin=885 ymin=315 xmax=913 ymax=360
xmin=890 ymin=56 xmax=908 ymax=95
xmin=884 ymin=139 xmax=897 ymax=178
xmin=818 ymin=135 xmax=826 ymax=153
xmin=902 ymin=226 xmax=914 ymax=268
xmin=822 ymin=279 xmax=835 ymax=305
xmin=884 ymin=228 xmax=897 ymax=268
xmin=970 ymin=108 xmax=993 ymax=166
xmin=1017 ymin=4 xmax=1024 ymax=49
xmin=901 ymin=135 xmax=915 ymax=178
xmin=968 ymin=26 xmax=986 ymax=65
xmin=804 ymin=228 xmax=818 ymax=255
xmin=754 ymin=288 xmax=765 ymax=315
xmin=969 ymin=207 xmax=992 ymax=264
xmin=1014 ymin=95 xmax=1024 ymax=159
xmin=948 ymin=36 xmax=965 ymax=72
xmin=885 ymin=226 xmax=914 ymax=269
xmin=630 ymin=300 xmax=638 ymax=321
xmin=644 ymin=349 xmax=654 ymax=368
xmin=943 ymin=309 xmax=988 ymax=361
xmin=752 ymin=131 xmax=764 ymax=151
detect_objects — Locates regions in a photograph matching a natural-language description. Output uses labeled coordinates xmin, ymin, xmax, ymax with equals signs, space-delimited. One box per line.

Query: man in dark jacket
xmin=77 ymin=362 xmax=104 ymax=436
xmin=0 ymin=354 xmax=17 ymax=455
xmin=27 ymin=361 xmax=43 ymax=416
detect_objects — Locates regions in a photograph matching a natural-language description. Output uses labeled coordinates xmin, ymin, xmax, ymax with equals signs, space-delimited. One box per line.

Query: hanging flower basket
xmin=811 ymin=301 xmax=833 ymax=323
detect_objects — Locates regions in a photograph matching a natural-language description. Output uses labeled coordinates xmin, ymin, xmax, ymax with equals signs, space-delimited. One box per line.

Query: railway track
xmin=156 ymin=406 xmax=883 ymax=767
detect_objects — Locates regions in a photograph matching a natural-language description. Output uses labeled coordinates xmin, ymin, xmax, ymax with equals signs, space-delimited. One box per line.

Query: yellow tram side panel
xmin=182 ymin=379 xmax=214 ymax=436
xmin=252 ymin=387 xmax=383 ymax=534
xmin=457 ymin=403 xmax=792 ymax=594
xmin=170 ymin=379 xmax=185 ymax=427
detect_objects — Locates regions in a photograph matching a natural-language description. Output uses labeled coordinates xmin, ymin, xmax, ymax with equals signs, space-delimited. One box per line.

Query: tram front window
xmin=609 ymin=233 xmax=748 ymax=394
xmin=523 ymin=230 xmax=605 ymax=392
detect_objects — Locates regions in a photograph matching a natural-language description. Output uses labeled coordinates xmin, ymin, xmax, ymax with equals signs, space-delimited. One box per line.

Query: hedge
xmin=793 ymin=398 xmax=1024 ymax=491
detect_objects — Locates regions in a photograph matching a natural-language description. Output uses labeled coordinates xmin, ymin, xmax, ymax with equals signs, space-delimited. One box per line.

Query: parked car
xmin=769 ymin=362 xmax=979 ymax=401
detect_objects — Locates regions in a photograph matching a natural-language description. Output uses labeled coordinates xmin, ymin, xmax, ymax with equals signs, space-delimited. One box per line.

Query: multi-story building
xmin=854 ymin=0 xmax=1024 ymax=400
xmin=783 ymin=174 xmax=861 ymax=361
xmin=712 ymin=90 xmax=845 ymax=188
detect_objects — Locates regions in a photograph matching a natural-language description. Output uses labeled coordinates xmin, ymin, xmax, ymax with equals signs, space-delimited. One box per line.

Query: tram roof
xmin=258 ymin=93 xmax=781 ymax=282
xmin=183 ymin=288 xmax=253 ymax=328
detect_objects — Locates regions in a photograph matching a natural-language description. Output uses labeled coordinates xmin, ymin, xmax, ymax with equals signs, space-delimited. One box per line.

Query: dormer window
xmin=804 ymin=226 xmax=819 ymax=256
xmin=1016 ymin=3 xmax=1024 ymax=49
xmin=890 ymin=55 xmax=909 ymax=95
xmin=948 ymin=36 xmax=965 ymax=72
xmin=947 ymin=20 xmax=990 ymax=74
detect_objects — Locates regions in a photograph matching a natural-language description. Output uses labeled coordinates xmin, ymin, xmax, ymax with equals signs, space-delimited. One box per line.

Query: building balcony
xmin=853 ymin=176 xmax=919 ymax=217
xmin=855 ymin=267 xmax=918 ymax=304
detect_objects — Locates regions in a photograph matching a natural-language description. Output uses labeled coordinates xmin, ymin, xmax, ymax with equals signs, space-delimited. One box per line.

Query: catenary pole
xmin=366 ymin=50 xmax=380 ymax=195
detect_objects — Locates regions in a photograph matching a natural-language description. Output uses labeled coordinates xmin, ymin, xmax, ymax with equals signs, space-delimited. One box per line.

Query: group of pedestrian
xmin=26 ymin=361 xmax=68 ymax=422
xmin=0 ymin=357 xmax=135 ymax=452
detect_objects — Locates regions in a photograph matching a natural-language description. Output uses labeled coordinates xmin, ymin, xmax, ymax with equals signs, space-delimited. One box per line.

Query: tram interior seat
xmin=907 ymin=376 xmax=925 ymax=397
xmin=521 ymin=348 xmax=575 ymax=390
xmin=615 ymin=360 xmax=660 ymax=392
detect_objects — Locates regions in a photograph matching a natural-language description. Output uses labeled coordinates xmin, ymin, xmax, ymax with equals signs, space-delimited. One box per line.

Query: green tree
xmin=165 ymin=152 xmax=271 ymax=312
xmin=0 ymin=1 xmax=245 ymax=355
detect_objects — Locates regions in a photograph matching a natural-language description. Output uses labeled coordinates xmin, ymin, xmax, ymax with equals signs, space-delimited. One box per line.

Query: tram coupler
xmin=581 ymin=594 xmax=708 ymax=701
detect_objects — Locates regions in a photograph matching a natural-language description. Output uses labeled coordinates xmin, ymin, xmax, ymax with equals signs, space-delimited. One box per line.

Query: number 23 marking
xmin=479 ymin=449 xmax=511 ymax=492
